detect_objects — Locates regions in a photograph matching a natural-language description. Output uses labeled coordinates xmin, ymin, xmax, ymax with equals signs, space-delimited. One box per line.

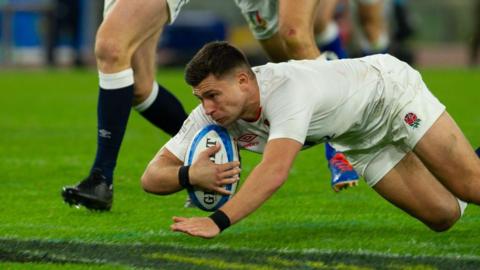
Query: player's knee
xmin=95 ymin=37 xmax=128 ymax=68
xmin=424 ymin=204 xmax=460 ymax=232
xmin=278 ymin=24 xmax=310 ymax=51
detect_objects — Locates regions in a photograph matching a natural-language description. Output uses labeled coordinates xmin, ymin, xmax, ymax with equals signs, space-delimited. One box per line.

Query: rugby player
xmin=141 ymin=42 xmax=479 ymax=238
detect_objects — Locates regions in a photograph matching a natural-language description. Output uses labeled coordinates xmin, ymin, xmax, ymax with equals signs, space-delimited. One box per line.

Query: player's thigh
xmin=278 ymin=0 xmax=319 ymax=30
xmin=373 ymin=151 xmax=461 ymax=230
xmin=97 ymin=0 xmax=169 ymax=57
xmin=413 ymin=111 xmax=480 ymax=202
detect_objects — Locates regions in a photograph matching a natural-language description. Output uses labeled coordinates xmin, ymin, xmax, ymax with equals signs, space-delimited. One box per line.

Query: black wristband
xmin=178 ymin=165 xmax=192 ymax=189
xmin=209 ymin=210 xmax=231 ymax=232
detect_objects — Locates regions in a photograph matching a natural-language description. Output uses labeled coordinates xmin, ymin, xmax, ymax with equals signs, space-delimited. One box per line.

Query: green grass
xmin=0 ymin=68 xmax=479 ymax=269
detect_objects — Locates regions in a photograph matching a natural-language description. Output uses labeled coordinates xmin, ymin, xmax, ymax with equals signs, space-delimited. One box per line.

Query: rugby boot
xmin=476 ymin=147 xmax=480 ymax=158
xmin=325 ymin=143 xmax=359 ymax=192
xmin=62 ymin=169 xmax=113 ymax=211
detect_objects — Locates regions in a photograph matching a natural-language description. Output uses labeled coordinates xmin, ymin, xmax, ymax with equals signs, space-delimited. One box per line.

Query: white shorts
xmin=103 ymin=0 xmax=189 ymax=24
xmin=331 ymin=55 xmax=446 ymax=187
xmin=360 ymin=85 xmax=444 ymax=187
xmin=234 ymin=0 xmax=278 ymax=40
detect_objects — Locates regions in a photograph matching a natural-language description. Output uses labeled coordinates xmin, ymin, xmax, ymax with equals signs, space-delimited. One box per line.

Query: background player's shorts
xmin=234 ymin=0 xmax=278 ymax=40
xmin=332 ymin=55 xmax=446 ymax=187
xmin=103 ymin=0 xmax=189 ymax=24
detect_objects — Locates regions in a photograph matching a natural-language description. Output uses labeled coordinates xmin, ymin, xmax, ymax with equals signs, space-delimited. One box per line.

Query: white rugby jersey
xmin=165 ymin=54 xmax=422 ymax=161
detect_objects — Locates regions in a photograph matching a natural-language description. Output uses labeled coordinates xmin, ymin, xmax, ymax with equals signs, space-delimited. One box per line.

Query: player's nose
xmin=203 ymin=100 xmax=216 ymax=116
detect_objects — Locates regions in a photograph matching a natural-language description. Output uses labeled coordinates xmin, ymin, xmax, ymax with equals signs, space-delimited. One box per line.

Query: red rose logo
xmin=404 ymin=112 xmax=421 ymax=128
xmin=404 ymin=113 xmax=417 ymax=126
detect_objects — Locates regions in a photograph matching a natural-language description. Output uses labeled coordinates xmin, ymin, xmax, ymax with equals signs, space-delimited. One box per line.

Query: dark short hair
xmin=185 ymin=41 xmax=252 ymax=86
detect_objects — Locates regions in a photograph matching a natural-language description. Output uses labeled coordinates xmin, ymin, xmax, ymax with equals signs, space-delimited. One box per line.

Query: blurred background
xmin=0 ymin=0 xmax=479 ymax=68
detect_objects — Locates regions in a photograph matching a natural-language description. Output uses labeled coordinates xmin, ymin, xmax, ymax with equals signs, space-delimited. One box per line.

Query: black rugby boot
xmin=62 ymin=169 xmax=113 ymax=211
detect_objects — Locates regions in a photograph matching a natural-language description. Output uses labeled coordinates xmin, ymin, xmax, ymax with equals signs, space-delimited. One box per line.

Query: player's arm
xmin=222 ymin=137 xmax=302 ymax=223
xmin=171 ymin=138 xmax=302 ymax=238
xmin=141 ymin=146 xmax=240 ymax=195
xmin=141 ymin=147 xmax=185 ymax=195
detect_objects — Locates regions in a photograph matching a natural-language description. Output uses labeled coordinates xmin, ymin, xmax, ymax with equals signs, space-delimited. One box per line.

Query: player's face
xmin=193 ymin=73 xmax=250 ymax=126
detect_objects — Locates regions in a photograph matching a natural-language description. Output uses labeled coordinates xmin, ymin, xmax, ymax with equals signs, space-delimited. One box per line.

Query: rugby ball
xmin=184 ymin=124 xmax=240 ymax=211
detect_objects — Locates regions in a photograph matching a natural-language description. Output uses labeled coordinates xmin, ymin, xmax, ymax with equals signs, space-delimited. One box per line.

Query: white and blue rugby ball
xmin=185 ymin=124 xmax=240 ymax=211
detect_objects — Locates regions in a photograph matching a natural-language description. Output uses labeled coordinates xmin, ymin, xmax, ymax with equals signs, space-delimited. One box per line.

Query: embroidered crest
xmin=404 ymin=112 xmax=421 ymax=128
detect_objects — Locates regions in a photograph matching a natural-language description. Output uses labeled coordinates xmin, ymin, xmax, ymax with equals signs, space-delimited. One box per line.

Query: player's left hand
xmin=171 ymin=216 xmax=220 ymax=239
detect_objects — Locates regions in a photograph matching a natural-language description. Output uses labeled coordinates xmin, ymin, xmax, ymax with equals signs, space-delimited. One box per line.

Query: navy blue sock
xmin=135 ymin=83 xmax=187 ymax=136
xmin=316 ymin=22 xmax=348 ymax=59
xmin=320 ymin=35 xmax=348 ymax=59
xmin=475 ymin=147 xmax=480 ymax=158
xmin=92 ymin=69 xmax=134 ymax=185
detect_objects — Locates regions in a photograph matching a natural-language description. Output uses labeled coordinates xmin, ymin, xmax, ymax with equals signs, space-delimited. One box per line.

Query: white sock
xmin=316 ymin=21 xmax=339 ymax=46
xmin=98 ymin=68 xmax=134 ymax=90
xmin=457 ymin=198 xmax=468 ymax=216
xmin=134 ymin=82 xmax=158 ymax=112
xmin=360 ymin=32 xmax=390 ymax=53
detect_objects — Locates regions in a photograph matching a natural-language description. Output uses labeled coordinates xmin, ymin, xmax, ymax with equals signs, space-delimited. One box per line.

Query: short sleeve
xmin=264 ymin=83 xmax=313 ymax=144
xmin=164 ymin=105 xmax=214 ymax=162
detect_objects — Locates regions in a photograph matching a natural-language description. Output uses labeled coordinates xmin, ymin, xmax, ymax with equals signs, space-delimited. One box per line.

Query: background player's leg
xmin=131 ymin=30 xmax=187 ymax=136
xmin=62 ymin=0 xmax=171 ymax=211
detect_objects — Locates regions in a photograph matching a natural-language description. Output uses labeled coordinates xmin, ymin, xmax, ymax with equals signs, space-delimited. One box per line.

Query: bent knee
xmin=423 ymin=205 xmax=461 ymax=232
xmin=278 ymin=24 xmax=311 ymax=48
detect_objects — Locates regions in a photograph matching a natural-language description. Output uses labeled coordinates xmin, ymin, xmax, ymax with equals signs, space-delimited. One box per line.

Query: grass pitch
xmin=0 ymin=67 xmax=479 ymax=269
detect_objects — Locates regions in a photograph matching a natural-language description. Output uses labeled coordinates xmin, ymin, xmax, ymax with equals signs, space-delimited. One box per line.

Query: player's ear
xmin=237 ymin=71 xmax=249 ymax=87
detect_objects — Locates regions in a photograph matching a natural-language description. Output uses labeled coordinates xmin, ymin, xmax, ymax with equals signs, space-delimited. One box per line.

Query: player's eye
xmin=206 ymin=93 xmax=218 ymax=99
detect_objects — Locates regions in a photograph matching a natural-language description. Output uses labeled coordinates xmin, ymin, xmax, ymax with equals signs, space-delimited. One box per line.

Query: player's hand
xmin=171 ymin=216 xmax=220 ymax=239
xmin=189 ymin=143 xmax=241 ymax=195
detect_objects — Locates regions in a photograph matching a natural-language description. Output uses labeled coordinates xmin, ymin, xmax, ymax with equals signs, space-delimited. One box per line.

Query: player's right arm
xmin=141 ymin=147 xmax=184 ymax=195
xmin=141 ymin=106 xmax=240 ymax=195
xmin=141 ymin=145 xmax=239 ymax=195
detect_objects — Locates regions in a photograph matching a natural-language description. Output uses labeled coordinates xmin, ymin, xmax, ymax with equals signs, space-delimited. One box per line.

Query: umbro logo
xmin=99 ymin=129 xmax=112 ymax=139
xmin=237 ymin=134 xmax=257 ymax=143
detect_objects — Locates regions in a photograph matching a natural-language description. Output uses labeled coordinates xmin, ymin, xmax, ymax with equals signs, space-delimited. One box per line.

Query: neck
xmin=241 ymin=82 xmax=261 ymax=122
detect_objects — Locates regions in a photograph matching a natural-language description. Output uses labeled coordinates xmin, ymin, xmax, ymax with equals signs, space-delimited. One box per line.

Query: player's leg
xmin=413 ymin=112 xmax=480 ymax=205
xmin=277 ymin=0 xmax=321 ymax=59
xmin=130 ymin=29 xmax=187 ymax=136
xmin=373 ymin=111 xmax=480 ymax=231
xmin=278 ymin=0 xmax=359 ymax=190
xmin=373 ymin=150 xmax=465 ymax=232
xmin=233 ymin=0 xmax=290 ymax=62
xmin=356 ymin=0 xmax=389 ymax=55
xmin=279 ymin=0 xmax=359 ymax=190
xmin=314 ymin=0 xmax=348 ymax=59
xmin=62 ymin=0 xmax=171 ymax=211
xmin=256 ymin=33 xmax=290 ymax=63
xmin=326 ymin=143 xmax=359 ymax=192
